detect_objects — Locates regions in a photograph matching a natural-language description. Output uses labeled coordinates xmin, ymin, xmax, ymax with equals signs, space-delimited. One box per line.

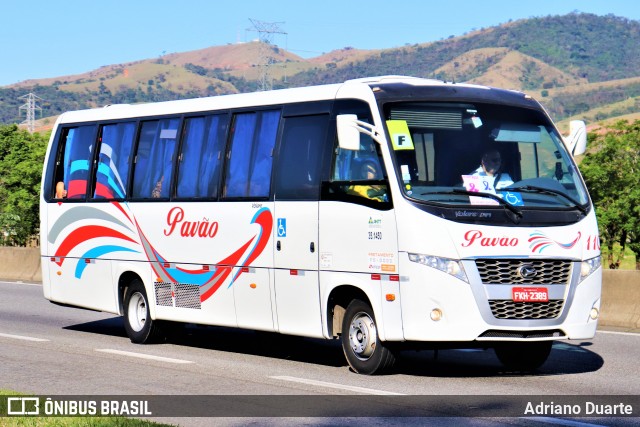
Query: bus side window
xmin=223 ymin=110 xmax=280 ymax=199
xmin=131 ymin=118 xmax=180 ymax=199
xmin=274 ymin=114 xmax=329 ymax=200
xmin=93 ymin=122 xmax=136 ymax=199
xmin=328 ymin=127 xmax=388 ymax=204
xmin=176 ymin=114 xmax=228 ymax=199
xmin=53 ymin=125 xmax=97 ymax=200
xmin=333 ymin=139 xmax=389 ymax=203
xmin=321 ymin=101 xmax=390 ymax=207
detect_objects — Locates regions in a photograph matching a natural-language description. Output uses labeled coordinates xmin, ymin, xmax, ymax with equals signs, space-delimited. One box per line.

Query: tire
xmin=341 ymin=299 xmax=395 ymax=375
xmin=123 ymin=279 xmax=163 ymax=344
xmin=494 ymin=341 xmax=553 ymax=371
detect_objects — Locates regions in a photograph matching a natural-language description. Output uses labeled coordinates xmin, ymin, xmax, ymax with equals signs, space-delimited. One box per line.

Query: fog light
xmin=430 ymin=308 xmax=443 ymax=321
xmin=590 ymin=307 xmax=599 ymax=320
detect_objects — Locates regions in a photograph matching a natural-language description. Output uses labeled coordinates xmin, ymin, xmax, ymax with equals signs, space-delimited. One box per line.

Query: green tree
xmin=0 ymin=125 xmax=48 ymax=246
xmin=580 ymin=120 xmax=640 ymax=269
xmin=619 ymin=121 xmax=640 ymax=270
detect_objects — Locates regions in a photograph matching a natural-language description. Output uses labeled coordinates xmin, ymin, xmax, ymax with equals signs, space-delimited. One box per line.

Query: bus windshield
xmin=383 ymin=102 xmax=589 ymax=210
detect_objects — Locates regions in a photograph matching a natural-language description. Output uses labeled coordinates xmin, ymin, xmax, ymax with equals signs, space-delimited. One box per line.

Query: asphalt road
xmin=1 ymin=280 xmax=639 ymax=426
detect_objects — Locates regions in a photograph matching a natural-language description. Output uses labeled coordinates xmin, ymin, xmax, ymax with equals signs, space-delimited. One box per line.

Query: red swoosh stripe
xmin=54 ymin=225 xmax=137 ymax=266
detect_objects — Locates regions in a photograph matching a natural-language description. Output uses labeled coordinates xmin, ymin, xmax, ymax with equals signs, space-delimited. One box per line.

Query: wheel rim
xmin=348 ymin=311 xmax=377 ymax=360
xmin=128 ymin=291 xmax=147 ymax=332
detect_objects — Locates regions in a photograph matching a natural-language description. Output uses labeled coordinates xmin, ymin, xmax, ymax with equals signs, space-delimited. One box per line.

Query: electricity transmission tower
xmin=247 ymin=18 xmax=287 ymax=91
xmin=18 ymin=93 xmax=43 ymax=133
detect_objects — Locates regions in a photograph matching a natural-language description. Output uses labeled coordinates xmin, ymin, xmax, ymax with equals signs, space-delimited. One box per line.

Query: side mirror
xmin=563 ymin=120 xmax=587 ymax=156
xmin=336 ymin=114 xmax=361 ymax=151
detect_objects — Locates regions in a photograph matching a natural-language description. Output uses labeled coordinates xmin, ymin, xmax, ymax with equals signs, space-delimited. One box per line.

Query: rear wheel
xmin=123 ymin=280 xmax=163 ymax=343
xmin=341 ymin=299 xmax=395 ymax=375
xmin=494 ymin=341 xmax=553 ymax=371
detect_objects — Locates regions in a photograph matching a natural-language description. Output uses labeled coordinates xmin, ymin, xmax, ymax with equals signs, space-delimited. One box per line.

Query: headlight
xmin=580 ymin=256 xmax=601 ymax=282
xmin=408 ymin=253 xmax=468 ymax=283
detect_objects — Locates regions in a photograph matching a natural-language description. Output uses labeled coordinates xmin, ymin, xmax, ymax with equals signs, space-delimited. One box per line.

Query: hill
xmin=3 ymin=12 xmax=640 ymax=128
xmin=433 ymin=47 xmax=587 ymax=89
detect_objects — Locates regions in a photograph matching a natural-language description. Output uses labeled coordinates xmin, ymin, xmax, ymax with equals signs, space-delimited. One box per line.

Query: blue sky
xmin=1 ymin=0 xmax=639 ymax=86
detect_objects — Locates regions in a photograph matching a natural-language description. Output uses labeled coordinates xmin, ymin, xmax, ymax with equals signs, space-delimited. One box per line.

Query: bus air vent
xmin=155 ymin=282 xmax=173 ymax=306
xmin=154 ymin=282 xmax=202 ymax=310
xmin=174 ymin=283 xmax=202 ymax=309
xmin=389 ymin=109 xmax=462 ymax=129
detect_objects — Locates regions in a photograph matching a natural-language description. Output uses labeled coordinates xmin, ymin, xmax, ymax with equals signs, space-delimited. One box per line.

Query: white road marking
xmin=0 ymin=332 xmax=49 ymax=342
xmin=0 ymin=281 xmax=41 ymax=287
xmin=270 ymin=375 xmax=405 ymax=395
xmin=597 ymin=330 xmax=640 ymax=337
xmin=95 ymin=349 xmax=193 ymax=364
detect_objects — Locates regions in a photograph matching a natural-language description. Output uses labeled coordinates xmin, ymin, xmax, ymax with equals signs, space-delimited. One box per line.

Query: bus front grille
xmin=489 ymin=299 xmax=564 ymax=319
xmin=476 ymin=259 xmax=571 ymax=285
xmin=479 ymin=329 xmax=565 ymax=339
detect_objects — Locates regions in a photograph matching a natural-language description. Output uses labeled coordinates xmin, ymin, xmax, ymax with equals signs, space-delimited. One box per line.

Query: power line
xmin=18 ymin=93 xmax=43 ymax=133
xmin=247 ymin=19 xmax=287 ymax=91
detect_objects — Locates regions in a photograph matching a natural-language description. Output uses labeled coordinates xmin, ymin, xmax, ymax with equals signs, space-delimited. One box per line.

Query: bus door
xmin=318 ymin=108 xmax=401 ymax=340
xmin=272 ymin=113 xmax=329 ymax=337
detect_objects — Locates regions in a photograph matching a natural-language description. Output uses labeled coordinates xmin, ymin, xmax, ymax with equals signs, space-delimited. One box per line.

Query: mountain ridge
xmin=2 ymin=12 xmax=639 ymax=128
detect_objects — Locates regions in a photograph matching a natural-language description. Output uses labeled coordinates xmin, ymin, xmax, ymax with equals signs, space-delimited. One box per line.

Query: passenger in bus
xmin=472 ymin=148 xmax=514 ymax=190
xmin=151 ymin=176 xmax=163 ymax=198
xmin=55 ymin=181 xmax=67 ymax=198
xmin=348 ymin=160 xmax=387 ymax=202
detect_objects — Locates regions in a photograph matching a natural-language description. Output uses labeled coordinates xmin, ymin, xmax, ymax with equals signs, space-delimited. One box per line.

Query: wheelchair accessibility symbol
xmin=277 ymin=218 xmax=287 ymax=237
xmin=502 ymin=191 xmax=524 ymax=206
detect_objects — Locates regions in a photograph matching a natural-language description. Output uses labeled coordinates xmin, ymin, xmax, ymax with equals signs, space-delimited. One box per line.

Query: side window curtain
xmin=249 ymin=110 xmax=279 ymax=198
xmin=177 ymin=114 xmax=228 ymax=198
xmin=225 ymin=113 xmax=256 ymax=198
xmin=224 ymin=110 xmax=280 ymax=198
xmin=132 ymin=118 xmax=180 ymax=199
xmin=54 ymin=125 xmax=97 ymax=200
xmin=93 ymin=122 xmax=135 ymax=199
xmin=274 ymin=114 xmax=329 ymax=200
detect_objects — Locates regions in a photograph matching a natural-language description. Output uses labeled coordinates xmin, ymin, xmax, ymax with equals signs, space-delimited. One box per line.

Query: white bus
xmin=40 ymin=76 xmax=601 ymax=374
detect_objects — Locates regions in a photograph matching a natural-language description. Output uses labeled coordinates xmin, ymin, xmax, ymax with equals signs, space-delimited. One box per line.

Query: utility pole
xmin=247 ymin=19 xmax=287 ymax=91
xmin=18 ymin=93 xmax=43 ymax=133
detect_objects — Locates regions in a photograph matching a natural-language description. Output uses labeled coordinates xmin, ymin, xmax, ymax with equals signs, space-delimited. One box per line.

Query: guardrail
xmin=0 ymin=247 xmax=638 ymax=330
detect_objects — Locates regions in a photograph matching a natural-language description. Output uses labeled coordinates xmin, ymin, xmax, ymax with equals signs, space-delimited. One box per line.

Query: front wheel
xmin=341 ymin=299 xmax=395 ymax=375
xmin=123 ymin=280 xmax=163 ymax=344
xmin=494 ymin=341 xmax=553 ymax=371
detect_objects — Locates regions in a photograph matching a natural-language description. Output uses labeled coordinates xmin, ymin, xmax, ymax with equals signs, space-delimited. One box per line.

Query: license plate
xmin=512 ymin=287 xmax=549 ymax=302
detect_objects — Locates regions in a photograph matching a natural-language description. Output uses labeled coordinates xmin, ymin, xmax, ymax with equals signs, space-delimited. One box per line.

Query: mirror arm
xmin=352 ymin=120 xmax=384 ymax=145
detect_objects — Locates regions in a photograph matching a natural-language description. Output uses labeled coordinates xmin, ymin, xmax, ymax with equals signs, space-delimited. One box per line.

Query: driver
xmin=472 ymin=148 xmax=514 ymax=190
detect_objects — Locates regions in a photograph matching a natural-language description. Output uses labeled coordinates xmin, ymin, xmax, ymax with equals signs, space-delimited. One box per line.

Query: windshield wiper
xmin=422 ymin=189 xmax=523 ymax=223
xmin=508 ymin=185 xmax=588 ymax=215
